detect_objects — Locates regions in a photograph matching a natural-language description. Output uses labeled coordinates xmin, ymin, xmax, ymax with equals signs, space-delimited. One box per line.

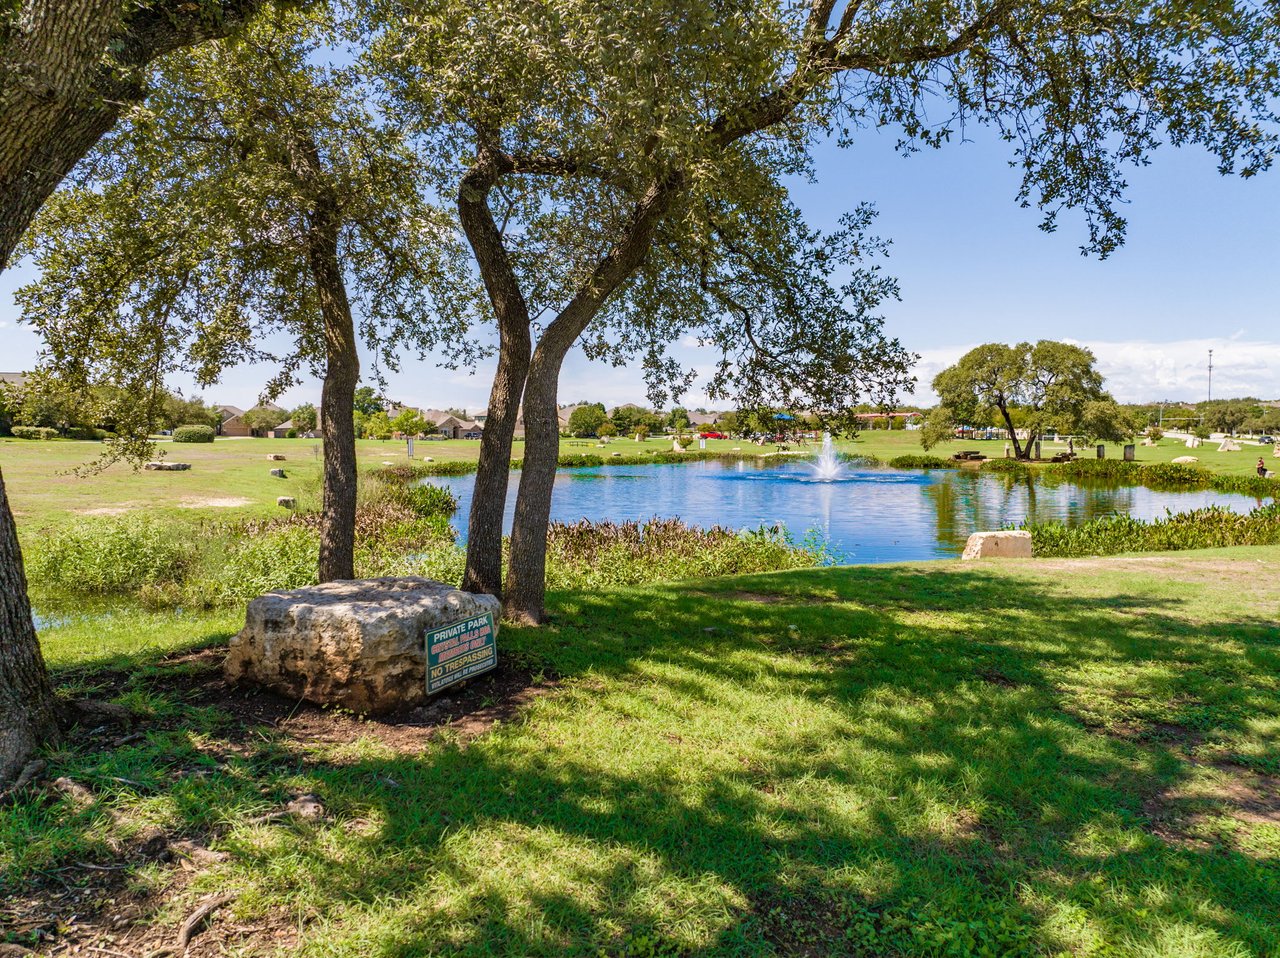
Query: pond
xmin=426 ymin=460 xmax=1268 ymax=563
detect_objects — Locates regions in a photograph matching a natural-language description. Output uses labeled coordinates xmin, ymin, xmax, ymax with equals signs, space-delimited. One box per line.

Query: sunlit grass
xmin=5 ymin=548 xmax=1280 ymax=956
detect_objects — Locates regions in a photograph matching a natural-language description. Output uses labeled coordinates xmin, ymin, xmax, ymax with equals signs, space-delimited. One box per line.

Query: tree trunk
xmin=998 ymin=404 xmax=1028 ymax=459
xmin=457 ymin=160 xmax=533 ymax=597
xmin=310 ymin=209 xmax=359 ymax=583
xmin=462 ymin=325 xmax=529 ymax=595
xmin=0 ymin=468 xmax=60 ymax=785
xmin=502 ymin=342 xmax=568 ymax=624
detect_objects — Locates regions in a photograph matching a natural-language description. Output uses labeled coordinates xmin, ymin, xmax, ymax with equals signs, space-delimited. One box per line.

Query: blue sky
xmin=2 ymin=122 xmax=1277 ymax=410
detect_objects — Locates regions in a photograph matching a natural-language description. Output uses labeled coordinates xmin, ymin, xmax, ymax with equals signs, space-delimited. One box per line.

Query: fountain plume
xmin=811 ymin=433 xmax=843 ymax=481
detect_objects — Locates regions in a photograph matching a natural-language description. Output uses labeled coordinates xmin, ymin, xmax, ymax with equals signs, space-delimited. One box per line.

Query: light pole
xmin=1207 ymin=349 xmax=1214 ymax=403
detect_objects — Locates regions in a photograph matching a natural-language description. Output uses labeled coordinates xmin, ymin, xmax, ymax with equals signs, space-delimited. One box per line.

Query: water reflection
xmin=428 ymin=461 xmax=1263 ymax=564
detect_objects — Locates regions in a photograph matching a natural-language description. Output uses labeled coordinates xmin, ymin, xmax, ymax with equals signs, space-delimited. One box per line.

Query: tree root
xmin=0 ymin=759 xmax=45 ymax=804
xmin=144 ymin=891 xmax=237 ymax=957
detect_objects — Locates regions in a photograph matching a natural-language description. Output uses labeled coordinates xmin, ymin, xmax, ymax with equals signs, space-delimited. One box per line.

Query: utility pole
xmin=1207 ymin=349 xmax=1214 ymax=403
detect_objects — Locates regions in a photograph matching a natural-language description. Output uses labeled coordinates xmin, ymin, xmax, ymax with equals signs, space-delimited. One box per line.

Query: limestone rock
xmin=961 ymin=530 xmax=1032 ymax=560
xmin=144 ymin=461 xmax=191 ymax=471
xmin=269 ymin=467 xmax=286 ymax=478
xmin=1172 ymin=455 xmax=1199 ymax=464
xmin=277 ymin=496 xmax=296 ymax=508
xmin=267 ymin=454 xmax=286 ymax=461
xmin=224 ymin=577 xmax=501 ymax=712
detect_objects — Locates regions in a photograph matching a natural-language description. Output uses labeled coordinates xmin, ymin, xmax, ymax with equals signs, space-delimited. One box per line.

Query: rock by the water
xmin=277 ymin=496 xmax=296 ymax=508
xmin=961 ymin=530 xmax=1032 ymax=560
xmin=224 ymin=577 xmax=501 ymax=713
xmin=269 ymin=467 xmax=286 ymax=478
xmin=144 ymin=461 xmax=191 ymax=471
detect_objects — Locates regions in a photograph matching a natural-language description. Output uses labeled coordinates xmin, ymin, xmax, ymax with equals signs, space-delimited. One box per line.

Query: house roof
xmin=216 ymin=404 xmax=245 ymax=421
xmin=0 ymin=372 xmax=28 ymax=387
xmin=273 ymin=419 xmax=294 ymax=431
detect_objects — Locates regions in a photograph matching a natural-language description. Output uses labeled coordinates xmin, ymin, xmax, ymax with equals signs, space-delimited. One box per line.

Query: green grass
xmin=6 ymin=549 xmax=1280 ymax=956
xmin=839 ymin=430 xmax=1277 ymax=477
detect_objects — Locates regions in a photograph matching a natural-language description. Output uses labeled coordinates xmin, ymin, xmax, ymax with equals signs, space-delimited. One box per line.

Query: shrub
xmin=889 ymin=455 xmax=951 ymax=469
xmin=1023 ymin=503 xmax=1280 ymax=557
xmin=981 ymin=459 xmax=1031 ymax=476
xmin=26 ymin=516 xmax=194 ymax=593
xmin=11 ymin=426 xmax=58 ymax=440
xmin=542 ymin=518 xmax=819 ymax=589
xmin=64 ymin=426 xmax=111 ymax=440
xmin=286 ymin=429 xmax=298 ymax=439
xmin=172 ymin=424 xmax=215 ymax=443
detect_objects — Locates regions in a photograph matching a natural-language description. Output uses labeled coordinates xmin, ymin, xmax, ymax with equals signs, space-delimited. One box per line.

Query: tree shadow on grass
xmin=9 ymin=562 xmax=1280 ymax=956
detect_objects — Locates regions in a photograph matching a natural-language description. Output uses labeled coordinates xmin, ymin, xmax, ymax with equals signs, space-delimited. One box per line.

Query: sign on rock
xmin=425 ymin=612 xmax=496 ymax=695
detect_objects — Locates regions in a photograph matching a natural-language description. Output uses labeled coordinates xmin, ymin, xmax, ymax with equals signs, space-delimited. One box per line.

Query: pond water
xmin=426 ymin=460 xmax=1268 ymax=564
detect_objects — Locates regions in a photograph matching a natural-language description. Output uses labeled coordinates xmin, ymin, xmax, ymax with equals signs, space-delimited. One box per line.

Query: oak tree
xmin=377 ymin=0 xmax=1280 ymax=622
xmin=0 ymin=0 xmax=278 ymax=785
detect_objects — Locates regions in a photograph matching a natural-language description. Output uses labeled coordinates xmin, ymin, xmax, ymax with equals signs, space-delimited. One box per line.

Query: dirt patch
xmin=978 ymin=668 xmax=1018 ymax=688
xmin=75 ymin=505 xmax=134 ymax=515
xmin=1143 ymin=763 xmax=1280 ymax=851
xmin=178 ymin=496 xmax=254 ymax=509
xmin=150 ymin=645 xmax=557 ymax=752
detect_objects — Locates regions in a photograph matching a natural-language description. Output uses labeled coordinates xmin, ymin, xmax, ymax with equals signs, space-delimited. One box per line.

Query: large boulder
xmin=224 ymin=578 xmax=500 ymax=713
xmin=961 ymin=530 xmax=1032 ymax=560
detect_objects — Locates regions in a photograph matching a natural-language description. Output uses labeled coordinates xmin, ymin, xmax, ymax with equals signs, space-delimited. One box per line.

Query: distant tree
xmin=919 ymin=408 xmax=960 ymax=451
xmin=925 ymin=342 xmax=1118 ymax=460
xmin=1146 ymin=426 xmax=1164 ymax=442
xmin=242 ymin=406 xmax=288 ymax=435
xmin=1192 ymin=423 xmax=1213 ymax=440
xmin=597 ymin=421 xmax=617 ymax=438
xmin=715 ymin=411 xmax=741 ymax=436
xmin=1078 ymin=400 xmax=1141 ymax=445
xmin=291 ymin=403 xmax=318 ymax=434
xmin=1203 ymin=400 xmax=1255 ymax=436
xmin=391 ymin=408 xmax=426 ymax=437
xmin=353 ymin=386 xmax=384 ymax=417
xmin=567 ymin=404 xmax=608 ymax=438
xmin=163 ymin=394 xmax=220 ymax=431
xmin=634 ymin=424 xmax=650 ymax=440
xmin=364 ymin=411 xmax=393 ymax=440
xmin=667 ymin=408 xmax=692 ymax=431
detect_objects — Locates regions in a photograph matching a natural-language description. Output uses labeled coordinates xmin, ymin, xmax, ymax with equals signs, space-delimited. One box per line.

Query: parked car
xmin=700 ymin=431 xmax=726 ymax=439
xmin=1260 ymin=435 xmax=1275 ymax=444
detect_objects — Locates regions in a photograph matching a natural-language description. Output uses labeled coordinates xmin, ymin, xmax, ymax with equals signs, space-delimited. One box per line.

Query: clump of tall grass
xmin=1045 ymin=457 xmax=1278 ymax=499
xmin=27 ymin=515 xmax=195 ymax=594
xmin=889 ymin=455 xmax=952 ymax=469
xmin=1023 ymin=503 xmax=1280 ymax=557
xmin=981 ymin=459 xmax=1032 ymax=476
xmin=542 ymin=518 xmax=820 ymax=589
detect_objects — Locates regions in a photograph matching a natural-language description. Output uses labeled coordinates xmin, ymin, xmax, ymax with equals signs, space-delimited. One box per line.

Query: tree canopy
xmin=922 ymin=341 xmax=1136 ymax=457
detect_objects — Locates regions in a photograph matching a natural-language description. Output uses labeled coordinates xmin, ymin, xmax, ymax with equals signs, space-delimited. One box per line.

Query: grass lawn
xmin=5 ymin=548 xmax=1279 ymax=956
xmin=838 ymin=429 xmax=1277 ymax=476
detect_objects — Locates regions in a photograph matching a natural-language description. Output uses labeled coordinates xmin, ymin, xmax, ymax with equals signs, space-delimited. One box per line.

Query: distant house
xmin=556 ymin=404 xmax=587 ymax=432
xmin=0 ymin=372 xmax=29 ymax=389
xmin=420 ymin=408 xmax=484 ymax=440
xmin=215 ymin=405 xmax=249 ymax=437
xmin=687 ymin=411 xmax=721 ymax=428
xmin=215 ymin=401 xmax=288 ymax=437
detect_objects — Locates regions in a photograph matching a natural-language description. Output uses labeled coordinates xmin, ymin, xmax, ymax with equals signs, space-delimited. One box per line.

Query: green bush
xmin=1024 ymin=503 xmax=1280 ymax=557
xmin=172 ymin=424 xmax=215 ymax=443
xmin=889 ymin=455 xmax=952 ymax=469
xmin=64 ymin=426 xmax=112 ymax=440
xmin=26 ymin=516 xmax=194 ymax=594
xmin=980 ymin=459 xmax=1031 ymax=476
xmin=211 ymin=524 xmax=320 ymax=600
xmin=11 ymin=426 xmax=58 ymax=440
xmin=543 ymin=519 xmax=819 ymax=589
